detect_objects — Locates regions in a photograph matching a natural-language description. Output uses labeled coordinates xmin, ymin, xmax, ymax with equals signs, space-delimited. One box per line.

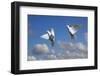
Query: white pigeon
xmin=66 ymin=24 xmax=81 ymax=39
xmin=41 ymin=28 xmax=55 ymax=47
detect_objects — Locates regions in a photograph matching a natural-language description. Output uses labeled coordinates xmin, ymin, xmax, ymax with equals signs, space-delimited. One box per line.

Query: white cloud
xmin=76 ymin=43 xmax=87 ymax=51
xmin=57 ymin=41 xmax=68 ymax=49
xmin=28 ymin=56 xmax=36 ymax=61
xmin=56 ymin=53 xmax=65 ymax=59
xmin=58 ymin=41 xmax=87 ymax=52
xmin=30 ymin=41 xmax=88 ymax=60
xmin=33 ymin=44 xmax=49 ymax=54
xmin=47 ymin=54 xmax=57 ymax=60
xmin=62 ymin=50 xmax=87 ymax=59
xmin=57 ymin=41 xmax=88 ymax=59
xmin=50 ymin=49 xmax=55 ymax=54
xmin=65 ymin=50 xmax=70 ymax=55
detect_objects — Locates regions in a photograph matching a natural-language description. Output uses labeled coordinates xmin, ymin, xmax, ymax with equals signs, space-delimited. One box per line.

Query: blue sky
xmin=28 ymin=15 xmax=88 ymax=60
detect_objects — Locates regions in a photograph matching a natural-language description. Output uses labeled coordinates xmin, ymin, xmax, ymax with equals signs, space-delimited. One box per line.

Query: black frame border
xmin=11 ymin=1 xmax=98 ymax=74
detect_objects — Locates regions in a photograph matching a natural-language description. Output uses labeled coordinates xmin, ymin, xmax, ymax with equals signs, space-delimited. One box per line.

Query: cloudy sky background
xmin=28 ymin=15 xmax=88 ymax=61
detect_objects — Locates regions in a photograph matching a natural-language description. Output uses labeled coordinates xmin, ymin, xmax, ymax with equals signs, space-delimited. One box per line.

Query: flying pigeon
xmin=66 ymin=24 xmax=81 ymax=39
xmin=41 ymin=28 xmax=55 ymax=47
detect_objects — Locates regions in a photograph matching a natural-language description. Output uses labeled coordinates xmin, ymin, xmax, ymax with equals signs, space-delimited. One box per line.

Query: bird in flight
xmin=66 ymin=24 xmax=81 ymax=39
xmin=40 ymin=28 xmax=55 ymax=47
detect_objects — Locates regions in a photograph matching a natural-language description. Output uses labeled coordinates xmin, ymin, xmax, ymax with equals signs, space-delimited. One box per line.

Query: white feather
xmin=47 ymin=30 xmax=51 ymax=36
xmin=51 ymin=28 xmax=55 ymax=37
xmin=40 ymin=33 xmax=49 ymax=40
xmin=69 ymin=27 xmax=77 ymax=34
xmin=66 ymin=25 xmax=80 ymax=35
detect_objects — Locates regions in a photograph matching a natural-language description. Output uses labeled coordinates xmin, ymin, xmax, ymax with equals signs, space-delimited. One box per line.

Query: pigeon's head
xmin=66 ymin=25 xmax=70 ymax=28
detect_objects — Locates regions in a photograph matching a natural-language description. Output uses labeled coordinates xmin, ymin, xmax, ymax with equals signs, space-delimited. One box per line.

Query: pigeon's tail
xmin=50 ymin=41 xmax=54 ymax=47
xmin=71 ymin=34 xmax=77 ymax=40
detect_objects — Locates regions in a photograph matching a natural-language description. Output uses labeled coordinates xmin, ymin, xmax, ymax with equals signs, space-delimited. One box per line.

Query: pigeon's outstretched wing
xmin=51 ymin=28 xmax=55 ymax=41
xmin=51 ymin=28 xmax=55 ymax=37
xmin=47 ymin=30 xmax=51 ymax=36
xmin=40 ymin=33 xmax=49 ymax=40
xmin=71 ymin=24 xmax=81 ymax=34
